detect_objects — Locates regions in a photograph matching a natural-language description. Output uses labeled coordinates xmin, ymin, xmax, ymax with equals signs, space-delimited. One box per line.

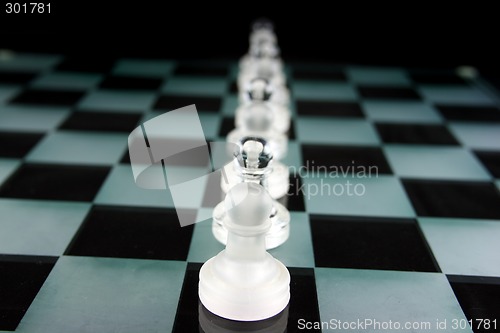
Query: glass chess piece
xmin=250 ymin=23 xmax=277 ymax=46
xmin=236 ymin=78 xmax=291 ymax=133
xmin=238 ymin=51 xmax=285 ymax=89
xmin=213 ymin=138 xmax=290 ymax=249
xmin=202 ymin=183 xmax=290 ymax=320
xmin=220 ymin=136 xmax=290 ymax=199
xmin=239 ymin=74 xmax=290 ymax=107
xmin=239 ymin=18 xmax=278 ymax=70
xmin=227 ymin=100 xmax=288 ymax=160
xmin=239 ymin=35 xmax=285 ymax=85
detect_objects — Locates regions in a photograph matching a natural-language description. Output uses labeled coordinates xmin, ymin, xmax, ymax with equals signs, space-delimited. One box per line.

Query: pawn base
xmin=199 ymin=252 xmax=290 ymax=321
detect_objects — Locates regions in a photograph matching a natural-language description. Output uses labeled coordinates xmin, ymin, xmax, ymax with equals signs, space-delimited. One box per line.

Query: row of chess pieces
xmin=199 ymin=20 xmax=292 ymax=323
xmin=211 ymin=19 xmax=292 ymax=250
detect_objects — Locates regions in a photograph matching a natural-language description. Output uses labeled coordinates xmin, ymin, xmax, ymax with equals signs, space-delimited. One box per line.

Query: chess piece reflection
xmin=199 ymin=302 xmax=288 ymax=333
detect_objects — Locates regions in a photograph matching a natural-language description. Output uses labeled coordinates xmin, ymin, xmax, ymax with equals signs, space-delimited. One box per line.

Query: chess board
xmin=0 ymin=53 xmax=499 ymax=333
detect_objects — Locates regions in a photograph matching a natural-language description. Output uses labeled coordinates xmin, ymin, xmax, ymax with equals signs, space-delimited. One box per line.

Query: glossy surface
xmin=0 ymin=55 xmax=498 ymax=332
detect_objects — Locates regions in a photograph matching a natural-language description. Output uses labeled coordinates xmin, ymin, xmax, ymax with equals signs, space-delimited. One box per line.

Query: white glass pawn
xmin=238 ymin=41 xmax=264 ymax=72
xmin=236 ymin=78 xmax=291 ymax=134
xmin=239 ymin=75 xmax=290 ymax=107
xmin=249 ymin=19 xmax=277 ymax=54
xmin=200 ymin=182 xmax=290 ymax=321
xmin=238 ymin=51 xmax=285 ymax=89
xmin=220 ymin=136 xmax=289 ymax=199
xmin=254 ymin=41 xmax=281 ymax=59
xmin=239 ymin=19 xmax=279 ymax=71
xmin=214 ymin=139 xmax=291 ymax=249
xmin=250 ymin=26 xmax=277 ymax=46
xmin=239 ymin=41 xmax=285 ymax=81
xmin=227 ymin=101 xmax=288 ymax=160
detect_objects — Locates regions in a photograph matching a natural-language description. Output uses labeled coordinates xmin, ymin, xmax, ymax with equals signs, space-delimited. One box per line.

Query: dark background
xmin=0 ymin=2 xmax=498 ymax=75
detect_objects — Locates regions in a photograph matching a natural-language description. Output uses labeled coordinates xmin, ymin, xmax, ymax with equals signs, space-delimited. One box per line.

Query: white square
xmin=315 ymin=268 xmax=471 ymax=332
xmin=0 ymin=199 xmax=90 ymax=256
xmin=420 ymin=217 xmax=500 ymax=277
xmin=17 ymin=256 xmax=186 ymax=333
xmin=384 ymin=146 xmax=490 ymax=180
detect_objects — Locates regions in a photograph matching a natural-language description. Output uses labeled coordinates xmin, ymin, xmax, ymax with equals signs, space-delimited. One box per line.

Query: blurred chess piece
xmin=238 ymin=52 xmax=285 ymax=92
xmin=227 ymin=101 xmax=288 ymax=160
xmin=239 ymin=24 xmax=285 ymax=88
xmin=236 ymin=78 xmax=291 ymax=133
xmin=239 ymin=18 xmax=278 ymax=71
xmin=239 ymin=75 xmax=290 ymax=107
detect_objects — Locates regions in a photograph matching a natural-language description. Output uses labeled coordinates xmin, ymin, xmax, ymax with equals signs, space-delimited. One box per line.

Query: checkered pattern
xmin=1 ymin=54 xmax=500 ymax=333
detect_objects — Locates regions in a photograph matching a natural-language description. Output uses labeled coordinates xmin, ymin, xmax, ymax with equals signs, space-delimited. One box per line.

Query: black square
xmin=0 ymin=132 xmax=44 ymax=158
xmin=278 ymin=174 xmax=305 ymax=212
xmin=301 ymin=144 xmax=393 ymax=175
xmin=287 ymin=120 xmax=296 ymax=140
xmin=172 ymin=264 xmax=321 ymax=333
xmin=154 ymin=95 xmax=221 ymax=112
xmin=485 ymin=76 xmax=500 ymax=95
xmin=56 ymin=56 xmax=115 ymax=73
xmin=0 ymin=70 xmax=38 ymax=85
xmin=218 ymin=117 xmax=235 ymax=137
xmin=402 ymin=179 xmax=500 ymax=219
xmin=173 ymin=63 xmax=228 ymax=77
xmin=120 ymin=148 xmax=131 ymax=164
xmin=296 ymin=100 xmax=364 ymax=117
xmin=293 ymin=68 xmax=347 ymax=81
xmin=0 ymin=163 xmax=110 ymax=202
xmin=448 ymin=275 xmax=500 ymax=333
xmin=229 ymin=81 xmax=238 ymax=94
xmin=410 ymin=72 xmax=468 ymax=85
xmin=66 ymin=206 xmax=194 ymax=261
xmin=474 ymin=151 xmax=500 ymax=178
xmin=436 ymin=105 xmax=500 ymax=122
xmin=376 ymin=123 xmax=459 ymax=145
xmin=0 ymin=255 xmax=57 ymax=331
xmin=9 ymin=88 xmax=85 ymax=107
xmin=59 ymin=111 xmax=142 ymax=133
xmin=98 ymin=75 xmax=163 ymax=91
xmin=310 ymin=215 xmax=439 ymax=272
xmin=358 ymin=86 xmax=421 ymax=100
xmin=172 ymin=263 xmax=202 ymax=333
xmin=286 ymin=267 xmax=322 ymax=332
